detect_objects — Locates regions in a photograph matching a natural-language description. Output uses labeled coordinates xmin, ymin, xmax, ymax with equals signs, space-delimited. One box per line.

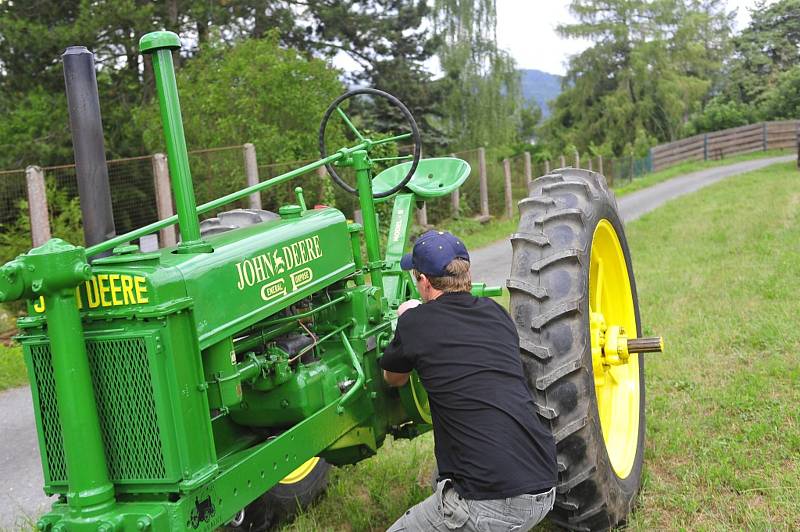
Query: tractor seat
xmin=372 ymin=157 xmax=471 ymax=200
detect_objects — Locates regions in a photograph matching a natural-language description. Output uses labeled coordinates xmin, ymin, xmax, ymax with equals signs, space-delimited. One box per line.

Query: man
xmin=381 ymin=230 xmax=557 ymax=532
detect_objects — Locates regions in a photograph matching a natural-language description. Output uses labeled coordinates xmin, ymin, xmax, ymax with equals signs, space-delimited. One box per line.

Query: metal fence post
xmin=243 ymin=143 xmax=261 ymax=210
xmin=524 ymin=151 xmax=532 ymax=184
xmin=25 ymin=165 xmax=51 ymax=246
xmin=503 ymin=159 xmax=513 ymax=218
xmin=478 ymin=147 xmax=489 ymax=218
xmin=152 ymin=153 xmax=177 ymax=247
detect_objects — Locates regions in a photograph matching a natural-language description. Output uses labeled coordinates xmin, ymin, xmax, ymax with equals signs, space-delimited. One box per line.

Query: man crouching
xmin=381 ymin=230 xmax=557 ymax=531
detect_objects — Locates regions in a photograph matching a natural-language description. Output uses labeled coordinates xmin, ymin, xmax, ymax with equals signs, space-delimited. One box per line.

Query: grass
xmin=612 ymin=148 xmax=791 ymax=197
xmin=281 ymin=161 xmax=800 ymax=530
xmin=0 ymin=343 xmax=25 ymax=392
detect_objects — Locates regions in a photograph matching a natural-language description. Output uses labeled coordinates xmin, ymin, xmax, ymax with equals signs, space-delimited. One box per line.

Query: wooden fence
xmin=650 ymin=120 xmax=799 ymax=171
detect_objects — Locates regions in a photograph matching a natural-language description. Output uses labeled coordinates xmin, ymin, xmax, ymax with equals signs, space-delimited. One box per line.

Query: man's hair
xmin=416 ymin=258 xmax=471 ymax=292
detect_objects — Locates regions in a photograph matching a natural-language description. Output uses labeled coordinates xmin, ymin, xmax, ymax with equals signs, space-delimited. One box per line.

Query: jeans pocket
xmin=441 ymin=482 xmax=470 ymax=529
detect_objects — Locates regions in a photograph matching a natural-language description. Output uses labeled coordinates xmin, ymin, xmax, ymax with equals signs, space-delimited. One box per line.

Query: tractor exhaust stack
xmin=62 ymin=46 xmax=116 ymax=256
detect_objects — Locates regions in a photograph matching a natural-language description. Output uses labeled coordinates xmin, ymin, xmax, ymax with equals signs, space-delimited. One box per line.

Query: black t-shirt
xmin=380 ymin=292 xmax=557 ymax=500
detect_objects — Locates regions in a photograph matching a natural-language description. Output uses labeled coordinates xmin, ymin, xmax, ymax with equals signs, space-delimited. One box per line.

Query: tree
xmin=543 ymin=0 xmax=733 ymax=156
xmin=135 ymin=33 xmax=345 ymax=208
xmin=432 ymin=0 xmax=523 ymax=151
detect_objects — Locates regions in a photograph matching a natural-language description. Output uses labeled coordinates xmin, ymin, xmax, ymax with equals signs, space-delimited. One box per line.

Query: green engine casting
xmin=0 ymin=31 xmax=501 ymax=531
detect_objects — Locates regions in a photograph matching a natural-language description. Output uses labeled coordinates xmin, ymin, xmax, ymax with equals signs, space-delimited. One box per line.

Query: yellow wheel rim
xmin=279 ymin=457 xmax=320 ymax=484
xmin=589 ymin=219 xmax=640 ymax=479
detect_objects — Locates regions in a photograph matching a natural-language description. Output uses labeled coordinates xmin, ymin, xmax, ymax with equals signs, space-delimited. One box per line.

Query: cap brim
xmin=400 ymin=253 xmax=414 ymax=270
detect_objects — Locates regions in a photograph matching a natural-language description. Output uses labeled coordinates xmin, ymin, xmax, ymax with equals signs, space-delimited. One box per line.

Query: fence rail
xmin=650 ymin=120 xmax=798 ymax=171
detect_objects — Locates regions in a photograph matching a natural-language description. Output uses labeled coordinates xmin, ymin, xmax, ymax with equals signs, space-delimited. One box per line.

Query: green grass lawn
xmin=0 ymin=343 xmax=25 ymax=391
xmin=283 ymin=161 xmax=800 ymax=530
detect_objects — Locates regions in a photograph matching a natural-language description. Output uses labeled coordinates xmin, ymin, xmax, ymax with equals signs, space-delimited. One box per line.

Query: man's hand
xmin=383 ymin=369 xmax=410 ymax=387
xmin=397 ymin=298 xmax=421 ymax=316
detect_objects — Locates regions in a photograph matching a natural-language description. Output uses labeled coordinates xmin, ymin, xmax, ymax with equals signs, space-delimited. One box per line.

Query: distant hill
xmin=520 ymin=69 xmax=562 ymax=118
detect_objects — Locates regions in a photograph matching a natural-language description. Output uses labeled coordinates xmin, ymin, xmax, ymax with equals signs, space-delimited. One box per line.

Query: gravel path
xmin=470 ymin=155 xmax=794 ymax=288
xmin=0 ymin=154 xmax=793 ymax=529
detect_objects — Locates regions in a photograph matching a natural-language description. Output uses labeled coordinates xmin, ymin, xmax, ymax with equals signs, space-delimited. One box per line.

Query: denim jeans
xmin=386 ymin=479 xmax=555 ymax=531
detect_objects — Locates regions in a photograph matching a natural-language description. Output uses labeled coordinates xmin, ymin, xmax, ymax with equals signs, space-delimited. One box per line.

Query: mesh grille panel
xmin=28 ymin=337 xmax=167 ymax=484
xmin=29 ymin=344 xmax=67 ymax=482
xmin=89 ymin=338 xmax=166 ymax=480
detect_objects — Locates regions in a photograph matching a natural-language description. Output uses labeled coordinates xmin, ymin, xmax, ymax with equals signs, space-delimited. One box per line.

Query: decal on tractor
xmin=32 ymin=273 xmax=148 ymax=312
xmin=235 ymin=235 xmax=323 ymax=290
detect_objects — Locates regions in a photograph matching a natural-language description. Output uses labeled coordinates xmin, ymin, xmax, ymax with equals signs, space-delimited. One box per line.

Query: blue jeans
xmin=387 ymin=479 xmax=555 ymax=531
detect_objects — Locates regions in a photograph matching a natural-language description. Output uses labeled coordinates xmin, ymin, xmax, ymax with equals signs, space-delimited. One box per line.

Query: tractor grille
xmin=29 ymin=337 xmax=167 ymax=485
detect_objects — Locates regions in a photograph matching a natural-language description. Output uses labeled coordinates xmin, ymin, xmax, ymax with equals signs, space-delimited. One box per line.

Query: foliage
xmin=759 ymin=65 xmax=800 ymax=119
xmin=543 ymin=0 xmax=734 ymax=157
xmin=135 ymin=34 xmax=345 ymax=210
xmin=0 ymin=178 xmax=84 ymax=265
xmin=682 ymin=97 xmax=756 ymax=136
xmin=433 ymin=0 xmax=524 ymax=151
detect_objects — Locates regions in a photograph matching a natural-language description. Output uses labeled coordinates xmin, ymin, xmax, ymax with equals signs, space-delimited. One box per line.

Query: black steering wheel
xmin=318 ymin=88 xmax=421 ymax=199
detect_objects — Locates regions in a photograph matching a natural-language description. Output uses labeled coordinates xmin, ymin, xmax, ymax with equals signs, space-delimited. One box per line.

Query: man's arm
xmin=383 ymin=369 xmax=410 ymax=387
xmin=380 ymin=301 xmax=420 ymax=387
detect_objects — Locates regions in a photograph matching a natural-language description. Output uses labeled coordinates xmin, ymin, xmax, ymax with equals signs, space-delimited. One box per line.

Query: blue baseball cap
xmin=400 ymin=230 xmax=470 ymax=277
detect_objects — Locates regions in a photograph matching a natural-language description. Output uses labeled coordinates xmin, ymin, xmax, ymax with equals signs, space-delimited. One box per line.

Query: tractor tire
xmin=508 ymin=168 xmax=645 ymax=531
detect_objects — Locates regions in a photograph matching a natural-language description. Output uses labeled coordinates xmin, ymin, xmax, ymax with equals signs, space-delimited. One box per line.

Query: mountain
xmin=520 ymin=69 xmax=562 ymax=118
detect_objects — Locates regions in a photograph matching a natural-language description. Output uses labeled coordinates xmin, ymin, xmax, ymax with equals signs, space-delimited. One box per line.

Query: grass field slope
xmin=284 ymin=161 xmax=800 ymax=531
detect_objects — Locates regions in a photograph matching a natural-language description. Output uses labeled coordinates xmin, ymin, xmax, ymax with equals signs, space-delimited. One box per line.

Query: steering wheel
xmin=318 ymin=88 xmax=421 ymax=199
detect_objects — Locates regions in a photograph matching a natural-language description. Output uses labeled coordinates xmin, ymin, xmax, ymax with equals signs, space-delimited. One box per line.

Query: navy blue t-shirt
xmin=380 ymin=292 xmax=557 ymax=500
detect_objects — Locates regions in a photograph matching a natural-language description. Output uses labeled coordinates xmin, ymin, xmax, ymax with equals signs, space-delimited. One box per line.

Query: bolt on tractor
xmin=0 ymin=30 xmax=661 ymax=531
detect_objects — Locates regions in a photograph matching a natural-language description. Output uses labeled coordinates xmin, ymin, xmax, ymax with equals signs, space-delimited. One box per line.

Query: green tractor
xmin=0 ymin=31 xmax=660 ymax=531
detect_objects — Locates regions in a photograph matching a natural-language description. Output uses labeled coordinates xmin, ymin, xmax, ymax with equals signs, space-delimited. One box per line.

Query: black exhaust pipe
xmin=62 ymin=46 xmax=116 ymax=256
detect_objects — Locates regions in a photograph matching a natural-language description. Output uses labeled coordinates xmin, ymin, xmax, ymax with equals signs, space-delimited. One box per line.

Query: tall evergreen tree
xmin=543 ymin=0 xmax=733 ymax=156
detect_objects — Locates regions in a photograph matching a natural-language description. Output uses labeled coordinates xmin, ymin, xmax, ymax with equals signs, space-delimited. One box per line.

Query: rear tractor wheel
xmin=508 ymin=168 xmax=662 ymax=531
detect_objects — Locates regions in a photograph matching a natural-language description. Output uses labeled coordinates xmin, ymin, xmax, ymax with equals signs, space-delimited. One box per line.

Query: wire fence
xmin=0 ymin=142 xmax=668 ymax=267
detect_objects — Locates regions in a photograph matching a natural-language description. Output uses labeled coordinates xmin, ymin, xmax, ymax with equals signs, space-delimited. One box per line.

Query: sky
xmin=497 ymin=0 xmax=774 ymax=75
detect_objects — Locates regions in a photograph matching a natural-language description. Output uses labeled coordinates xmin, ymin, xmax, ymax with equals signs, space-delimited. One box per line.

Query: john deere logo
xmin=235 ymin=236 xmax=322 ymax=298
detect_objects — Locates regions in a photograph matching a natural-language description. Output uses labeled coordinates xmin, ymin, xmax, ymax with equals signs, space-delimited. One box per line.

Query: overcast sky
xmin=497 ymin=0 xmax=774 ymax=75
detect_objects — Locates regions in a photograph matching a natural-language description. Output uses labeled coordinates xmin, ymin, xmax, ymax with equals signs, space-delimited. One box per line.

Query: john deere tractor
xmin=0 ymin=30 xmax=660 ymax=531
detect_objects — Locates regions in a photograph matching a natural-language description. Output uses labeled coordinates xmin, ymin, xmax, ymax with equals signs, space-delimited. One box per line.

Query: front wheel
xmin=224 ymin=457 xmax=330 ymax=531
xmin=508 ymin=168 xmax=645 ymax=530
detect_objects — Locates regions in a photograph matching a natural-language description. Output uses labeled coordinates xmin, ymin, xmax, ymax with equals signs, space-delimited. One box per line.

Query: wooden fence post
xmin=450 ymin=153 xmax=460 ymax=217
xmin=545 ymin=160 xmax=550 ymax=174
xmin=560 ymin=154 xmax=566 ymax=167
xmin=478 ymin=147 xmax=489 ymax=218
xmin=598 ymin=155 xmax=604 ymax=176
xmin=588 ymin=156 xmax=593 ymax=172
xmin=762 ymin=122 xmax=768 ymax=151
xmin=243 ymin=142 xmax=261 ymax=210
xmin=152 ymin=153 xmax=177 ymax=247
xmin=574 ymin=149 xmax=580 ymax=168
xmin=417 ymin=203 xmax=428 ymax=227
xmin=503 ymin=159 xmax=513 ymax=218
xmin=25 ymin=165 xmax=51 ymax=246
xmin=524 ymin=151 xmax=532 ymax=184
